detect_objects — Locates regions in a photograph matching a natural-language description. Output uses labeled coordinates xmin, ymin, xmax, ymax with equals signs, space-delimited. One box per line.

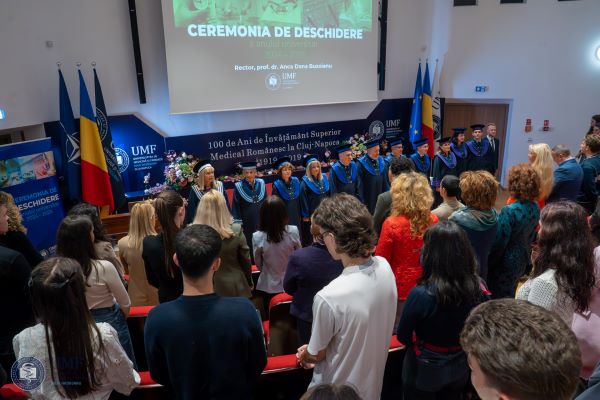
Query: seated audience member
xmin=517 ymin=201 xmax=595 ymax=325
xmin=547 ymin=144 xmax=584 ymax=203
xmin=144 ymin=224 xmax=266 ymax=399
xmin=300 ymin=383 xmax=362 ymax=400
xmin=397 ymin=221 xmax=485 ymax=400
xmin=577 ymin=361 xmax=600 ymax=400
xmin=253 ymin=196 xmax=301 ymax=315
xmin=488 ymin=164 xmax=541 ymax=299
xmin=297 ymin=194 xmax=397 ymax=400
xmin=118 ymin=201 xmax=159 ymax=306
xmin=460 ymin=299 xmax=582 ymax=400
xmin=57 ymin=215 xmax=136 ymax=366
xmin=577 ymin=134 xmax=600 ymax=213
xmin=68 ymin=202 xmax=125 ymax=276
xmin=431 ymin=175 xmax=464 ymax=221
xmin=376 ymin=172 xmax=437 ymax=326
xmin=143 ymin=190 xmax=185 ymax=303
xmin=13 ymin=257 xmax=139 ymax=399
xmin=373 ymin=156 xmax=415 ymax=236
xmin=449 ymin=171 xmax=498 ymax=281
xmin=194 ymin=189 xmax=253 ymax=298
xmin=283 ymin=220 xmax=344 ymax=344
xmin=0 ymin=201 xmax=34 ymax=373
xmin=0 ymin=191 xmax=42 ymax=267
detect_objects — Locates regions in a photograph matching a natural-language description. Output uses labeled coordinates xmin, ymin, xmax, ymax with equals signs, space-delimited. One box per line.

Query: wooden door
xmin=443 ymin=103 xmax=509 ymax=178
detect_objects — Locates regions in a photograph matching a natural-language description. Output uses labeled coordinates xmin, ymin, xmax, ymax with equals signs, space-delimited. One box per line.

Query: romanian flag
xmin=408 ymin=63 xmax=423 ymax=147
xmin=422 ymin=62 xmax=435 ymax=157
xmin=79 ymin=70 xmax=114 ymax=212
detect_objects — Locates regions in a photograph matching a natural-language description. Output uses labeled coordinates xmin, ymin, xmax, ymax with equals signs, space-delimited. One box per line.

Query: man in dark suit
xmin=547 ymin=144 xmax=584 ymax=203
xmin=372 ymin=157 xmax=415 ymax=236
xmin=485 ymin=123 xmax=500 ymax=176
xmin=577 ymin=134 xmax=600 ymax=213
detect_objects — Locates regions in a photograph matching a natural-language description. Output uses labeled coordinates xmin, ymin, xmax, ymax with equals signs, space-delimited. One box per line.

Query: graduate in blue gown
xmin=466 ymin=124 xmax=495 ymax=173
xmin=384 ymin=135 xmax=406 ymax=175
xmin=357 ymin=138 xmax=389 ymax=214
xmin=450 ymin=128 xmax=469 ymax=177
xmin=410 ymin=138 xmax=431 ymax=178
xmin=328 ymin=142 xmax=361 ymax=200
xmin=184 ymin=160 xmax=229 ymax=225
xmin=432 ymin=136 xmax=458 ymax=207
xmin=271 ymin=156 xmax=301 ymax=231
xmin=300 ymin=154 xmax=330 ymax=245
xmin=231 ymin=161 xmax=267 ymax=257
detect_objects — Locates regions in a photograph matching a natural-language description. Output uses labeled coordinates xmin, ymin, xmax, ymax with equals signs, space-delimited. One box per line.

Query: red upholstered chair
xmin=0 ymin=384 xmax=28 ymax=400
xmin=264 ymin=293 xmax=297 ymax=357
xmin=127 ymin=306 xmax=155 ymax=372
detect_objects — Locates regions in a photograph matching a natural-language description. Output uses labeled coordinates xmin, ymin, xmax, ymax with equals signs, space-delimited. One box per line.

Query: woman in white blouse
xmin=253 ymin=195 xmax=301 ymax=317
xmin=56 ymin=215 xmax=136 ymax=367
xmin=517 ymin=201 xmax=596 ymax=325
xmin=13 ymin=257 xmax=138 ymax=399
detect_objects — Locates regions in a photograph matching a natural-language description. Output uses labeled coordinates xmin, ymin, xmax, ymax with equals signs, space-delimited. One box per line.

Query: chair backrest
xmin=127 ymin=306 xmax=155 ymax=371
xmin=266 ymin=293 xmax=297 ymax=356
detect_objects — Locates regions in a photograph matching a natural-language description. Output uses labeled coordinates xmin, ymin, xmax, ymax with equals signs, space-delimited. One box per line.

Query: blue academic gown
xmin=466 ymin=139 xmax=495 ymax=173
xmin=451 ymin=143 xmax=469 ymax=177
xmin=431 ymin=152 xmax=458 ymax=190
xmin=328 ymin=160 xmax=362 ymax=200
xmin=271 ymin=176 xmax=302 ymax=230
xmin=300 ymin=176 xmax=330 ymax=245
xmin=231 ymin=179 xmax=267 ymax=254
xmin=410 ymin=153 xmax=431 ymax=177
xmin=184 ymin=181 xmax=228 ymax=225
xmin=357 ymin=155 xmax=389 ymax=214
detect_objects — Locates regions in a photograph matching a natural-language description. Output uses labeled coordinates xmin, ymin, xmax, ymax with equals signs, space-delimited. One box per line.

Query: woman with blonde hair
xmin=300 ymin=154 xmax=330 ymax=245
xmin=0 ymin=191 xmax=42 ymax=267
xmin=184 ymin=160 xmax=227 ymax=224
xmin=194 ymin=189 xmax=253 ymax=298
xmin=509 ymin=143 xmax=553 ymax=208
xmin=118 ymin=201 xmax=159 ymax=306
xmin=376 ymin=172 xmax=438 ymax=324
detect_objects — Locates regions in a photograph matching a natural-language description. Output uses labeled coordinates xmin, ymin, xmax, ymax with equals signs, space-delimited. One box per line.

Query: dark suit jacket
xmin=487 ymin=136 xmax=500 ymax=174
xmin=547 ymin=158 xmax=584 ymax=203
xmin=373 ymin=191 xmax=392 ymax=236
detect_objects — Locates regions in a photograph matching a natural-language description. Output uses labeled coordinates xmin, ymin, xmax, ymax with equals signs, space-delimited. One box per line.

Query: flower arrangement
xmin=349 ymin=132 xmax=370 ymax=159
xmin=163 ymin=150 xmax=196 ymax=191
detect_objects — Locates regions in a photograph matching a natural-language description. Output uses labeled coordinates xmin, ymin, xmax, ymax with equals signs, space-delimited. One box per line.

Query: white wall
xmin=0 ymin=0 xmax=427 ymax=136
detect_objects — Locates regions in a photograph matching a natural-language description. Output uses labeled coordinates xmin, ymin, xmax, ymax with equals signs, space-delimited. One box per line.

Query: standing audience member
xmin=517 ymin=201 xmax=596 ymax=325
xmin=376 ymin=172 xmax=438 ymax=326
xmin=431 ymin=137 xmax=458 ymax=207
xmin=488 ymin=164 xmax=541 ymax=299
xmin=357 ymin=139 xmax=389 ymax=214
xmin=194 ymin=189 xmax=253 ymax=298
xmin=485 ymin=123 xmax=500 ymax=176
xmin=586 ymin=114 xmax=600 ymax=136
xmin=0 ymin=191 xmax=42 ymax=267
xmin=271 ymin=157 xmax=302 ymax=231
xmin=577 ymin=134 xmax=600 ymax=213
xmin=184 ymin=160 xmax=227 ymax=225
xmin=144 ymin=225 xmax=266 ymax=399
xmin=0 ymin=200 xmax=34 ymax=374
xmin=431 ymin=175 xmax=464 ymax=221
xmin=300 ymin=155 xmax=330 ymax=245
xmin=577 ymin=362 xmax=600 ymax=400
xmin=449 ymin=171 xmax=498 ymax=281
xmin=547 ymin=144 xmax=584 ymax=203
xmin=68 ymin=202 xmax=125 ymax=276
xmin=373 ymin=156 xmax=415 ymax=236
xmin=466 ymin=124 xmax=495 ymax=174
xmin=526 ymin=143 xmax=554 ymax=208
xmin=450 ymin=128 xmax=469 ymax=177
xmin=397 ymin=221 xmax=485 ymax=400
xmin=460 ymin=299 xmax=582 ymax=400
xmin=297 ymin=194 xmax=397 ymax=400
xmin=283 ymin=221 xmax=344 ymax=344
xmin=56 ymin=215 xmax=136 ymax=366
xmin=328 ymin=143 xmax=361 ymax=199
xmin=13 ymin=257 xmax=139 ymax=399
xmin=300 ymin=384 xmax=362 ymax=400
xmin=254 ymin=196 xmax=301 ymax=316
xmin=143 ymin=190 xmax=185 ymax=303
xmin=118 ymin=201 xmax=159 ymax=306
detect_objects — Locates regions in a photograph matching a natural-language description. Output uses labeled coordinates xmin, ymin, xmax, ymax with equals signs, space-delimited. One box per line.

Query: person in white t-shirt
xmin=296 ymin=193 xmax=398 ymax=400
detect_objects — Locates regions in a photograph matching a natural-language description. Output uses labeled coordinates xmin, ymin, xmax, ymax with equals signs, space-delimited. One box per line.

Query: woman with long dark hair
xmin=397 ymin=221 xmax=485 ymax=400
xmin=253 ymin=195 xmax=301 ymax=316
xmin=56 ymin=215 xmax=136 ymax=366
xmin=13 ymin=257 xmax=138 ymax=399
xmin=517 ymin=201 xmax=596 ymax=324
xmin=143 ymin=190 xmax=185 ymax=303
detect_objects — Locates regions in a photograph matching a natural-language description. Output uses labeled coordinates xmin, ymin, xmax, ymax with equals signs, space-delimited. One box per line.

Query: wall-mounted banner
xmin=0 ymin=138 xmax=65 ymax=257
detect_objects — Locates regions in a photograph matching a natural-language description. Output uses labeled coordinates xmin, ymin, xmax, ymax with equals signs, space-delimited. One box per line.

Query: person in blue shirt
xmin=300 ymin=154 xmax=330 ymax=245
xmin=271 ymin=156 xmax=301 ymax=230
xmin=328 ymin=143 xmax=361 ymax=199
xmin=466 ymin=124 xmax=495 ymax=173
xmin=450 ymin=128 xmax=469 ymax=177
xmin=358 ymin=138 xmax=389 ymax=214
xmin=547 ymin=145 xmax=584 ymax=203
xmin=410 ymin=138 xmax=431 ymax=178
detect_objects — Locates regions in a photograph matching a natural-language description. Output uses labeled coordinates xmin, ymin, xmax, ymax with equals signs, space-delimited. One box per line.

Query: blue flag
xmin=57 ymin=69 xmax=81 ymax=204
xmin=408 ymin=63 xmax=423 ymax=144
xmin=94 ymin=68 xmax=126 ymax=211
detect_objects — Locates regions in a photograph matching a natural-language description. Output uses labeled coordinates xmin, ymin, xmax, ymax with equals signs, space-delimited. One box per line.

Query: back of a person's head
xmin=128 ymin=201 xmax=157 ymax=250
xmin=390 ymin=172 xmax=433 ymax=236
xmin=0 ymin=191 xmax=26 ymax=233
xmin=440 ymin=175 xmax=460 ymax=198
xmin=193 ymin=190 xmax=234 ymax=239
xmin=175 ymin=224 xmax=222 ymax=279
xmin=31 ymin=257 xmax=104 ymax=398
xmin=551 ymin=144 xmax=570 ymax=158
xmin=312 ymin=193 xmax=375 ymax=258
xmin=67 ymin=202 xmax=108 ymax=242
xmin=389 ymin=156 xmax=415 ymax=177
xmin=460 ymin=299 xmax=581 ymax=400
xmin=459 ymin=171 xmax=498 ymax=210
xmin=584 ymin=133 xmax=600 ymax=153
xmin=259 ymin=195 xmax=288 ymax=243
xmin=507 ymin=163 xmax=540 ymax=202
xmin=420 ymin=221 xmax=480 ymax=306
xmin=56 ymin=215 xmax=97 ymax=279
xmin=300 ymin=384 xmax=362 ymax=400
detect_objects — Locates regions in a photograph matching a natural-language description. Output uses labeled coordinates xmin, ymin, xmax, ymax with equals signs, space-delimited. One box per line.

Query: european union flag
xmin=409 ymin=63 xmax=423 ymax=145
